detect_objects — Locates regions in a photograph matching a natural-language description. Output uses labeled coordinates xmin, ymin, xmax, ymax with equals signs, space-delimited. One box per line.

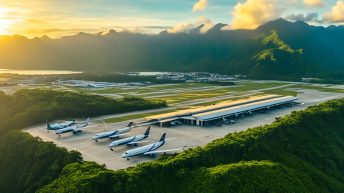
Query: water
xmin=0 ymin=69 xmax=82 ymax=75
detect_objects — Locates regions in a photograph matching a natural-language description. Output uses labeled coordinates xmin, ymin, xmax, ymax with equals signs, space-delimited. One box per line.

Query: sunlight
xmin=0 ymin=7 xmax=14 ymax=35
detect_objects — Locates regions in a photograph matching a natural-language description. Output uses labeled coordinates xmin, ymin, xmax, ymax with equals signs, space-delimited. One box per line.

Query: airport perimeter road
xmin=25 ymin=89 xmax=344 ymax=170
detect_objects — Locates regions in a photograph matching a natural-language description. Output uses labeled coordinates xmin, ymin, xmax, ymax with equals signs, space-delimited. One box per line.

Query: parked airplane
xmin=92 ymin=122 xmax=134 ymax=142
xmin=122 ymin=133 xmax=184 ymax=160
xmin=109 ymin=127 xmax=150 ymax=150
xmin=55 ymin=118 xmax=90 ymax=138
xmin=47 ymin=120 xmax=75 ymax=132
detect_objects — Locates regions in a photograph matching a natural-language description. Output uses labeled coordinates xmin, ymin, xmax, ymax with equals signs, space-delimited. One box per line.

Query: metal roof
xmin=144 ymin=94 xmax=280 ymax=121
xmin=193 ymin=96 xmax=297 ymax=121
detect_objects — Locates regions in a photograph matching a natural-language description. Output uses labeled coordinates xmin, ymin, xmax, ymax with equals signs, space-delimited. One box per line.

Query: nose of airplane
xmin=122 ymin=152 xmax=128 ymax=158
xmin=109 ymin=142 xmax=116 ymax=147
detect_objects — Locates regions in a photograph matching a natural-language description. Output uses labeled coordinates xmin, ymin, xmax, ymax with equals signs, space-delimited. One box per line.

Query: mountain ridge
xmin=0 ymin=19 xmax=344 ymax=81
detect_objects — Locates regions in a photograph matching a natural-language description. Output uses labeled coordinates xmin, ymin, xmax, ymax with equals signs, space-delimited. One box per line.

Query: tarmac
xmin=25 ymin=89 xmax=344 ymax=170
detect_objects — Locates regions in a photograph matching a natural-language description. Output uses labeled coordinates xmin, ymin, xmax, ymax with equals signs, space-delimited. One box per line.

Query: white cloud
xmin=304 ymin=0 xmax=323 ymax=7
xmin=192 ymin=0 xmax=208 ymax=12
xmin=324 ymin=0 xmax=344 ymax=23
xmin=167 ymin=16 xmax=213 ymax=33
xmin=167 ymin=23 xmax=194 ymax=33
xmin=285 ymin=12 xmax=320 ymax=22
xmin=230 ymin=0 xmax=280 ymax=30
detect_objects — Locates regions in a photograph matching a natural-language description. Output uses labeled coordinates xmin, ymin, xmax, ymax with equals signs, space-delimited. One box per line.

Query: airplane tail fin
xmin=47 ymin=120 xmax=51 ymax=130
xmin=127 ymin=122 xmax=134 ymax=127
xmin=85 ymin=118 xmax=90 ymax=123
xmin=159 ymin=133 xmax=166 ymax=142
xmin=144 ymin=127 xmax=150 ymax=136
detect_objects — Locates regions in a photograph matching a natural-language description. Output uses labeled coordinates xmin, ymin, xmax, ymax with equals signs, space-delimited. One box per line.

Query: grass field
xmin=262 ymin=88 xmax=298 ymax=96
xmin=154 ymin=82 xmax=291 ymax=104
xmin=289 ymin=85 xmax=344 ymax=93
xmin=103 ymin=109 xmax=176 ymax=123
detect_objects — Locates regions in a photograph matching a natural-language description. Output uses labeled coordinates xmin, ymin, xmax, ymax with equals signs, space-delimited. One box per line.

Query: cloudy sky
xmin=0 ymin=0 xmax=343 ymax=37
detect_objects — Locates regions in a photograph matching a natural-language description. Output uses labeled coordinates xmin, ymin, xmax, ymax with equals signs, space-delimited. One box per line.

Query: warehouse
xmin=145 ymin=95 xmax=298 ymax=127
xmin=191 ymin=96 xmax=297 ymax=126
xmin=144 ymin=95 xmax=281 ymax=122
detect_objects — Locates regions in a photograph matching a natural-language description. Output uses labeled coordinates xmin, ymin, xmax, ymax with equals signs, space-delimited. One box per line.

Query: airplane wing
xmin=127 ymin=140 xmax=150 ymax=145
xmin=76 ymin=122 xmax=88 ymax=128
xmin=143 ymin=148 xmax=183 ymax=155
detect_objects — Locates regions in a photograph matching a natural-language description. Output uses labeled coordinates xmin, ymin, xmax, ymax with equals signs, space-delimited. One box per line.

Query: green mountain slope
xmin=37 ymin=98 xmax=344 ymax=193
xmin=1 ymin=19 xmax=344 ymax=81
xmin=248 ymin=30 xmax=305 ymax=79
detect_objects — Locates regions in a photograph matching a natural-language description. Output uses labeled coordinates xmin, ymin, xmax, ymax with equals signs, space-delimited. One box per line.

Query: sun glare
xmin=0 ymin=7 xmax=14 ymax=35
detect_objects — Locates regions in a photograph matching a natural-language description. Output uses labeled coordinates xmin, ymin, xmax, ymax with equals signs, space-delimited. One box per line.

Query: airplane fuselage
xmin=92 ymin=127 xmax=131 ymax=141
xmin=55 ymin=126 xmax=79 ymax=135
xmin=48 ymin=121 xmax=75 ymax=130
xmin=109 ymin=134 xmax=147 ymax=148
xmin=122 ymin=140 xmax=165 ymax=158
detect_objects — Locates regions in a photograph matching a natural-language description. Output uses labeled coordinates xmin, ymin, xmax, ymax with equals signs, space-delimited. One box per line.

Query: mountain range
xmin=1 ymin=18 xmax=344 ymax=81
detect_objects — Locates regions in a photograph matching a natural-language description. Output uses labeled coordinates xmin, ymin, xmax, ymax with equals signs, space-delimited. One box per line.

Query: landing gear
xmin=95 ymin=139 xmax=98 ymax=142
xmin=58 ymin=134 xmax=61 ymax=138
xmin=110 ymin=148 xmax=113 ymax=151
xmin=127 ymin=158 xmax=129 ymax=160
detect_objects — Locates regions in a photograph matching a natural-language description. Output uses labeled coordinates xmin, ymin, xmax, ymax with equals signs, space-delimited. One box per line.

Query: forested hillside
xmin=0 ymin=132 xmax=82 ymax=193
xmin=0 ymin=89 xmax=166 ymax=135
xmin=35 ymin=98 xmax=344 ymax=193
xmin=1 ymin=19 xmax=344 ymax=81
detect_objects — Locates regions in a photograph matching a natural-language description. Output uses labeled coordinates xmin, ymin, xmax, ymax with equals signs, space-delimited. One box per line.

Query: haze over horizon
xmin=0 ymin=0 xmax=344 ymax=38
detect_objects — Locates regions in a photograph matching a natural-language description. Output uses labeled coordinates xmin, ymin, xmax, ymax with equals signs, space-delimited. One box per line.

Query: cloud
xmin=285 ymin=12 xmax=321 ymax=23
xmin=304 ymin=0 xmax=323 ymax=7
xmin=167 ymin=16 xmax=213 ymax=33
xmin=192 ymin=0 xmax=208 ymax=12
xmin=324 ymin=0 xmax=344 ymax=23
xmin=230 ymin=0 xmax=280 ymax=30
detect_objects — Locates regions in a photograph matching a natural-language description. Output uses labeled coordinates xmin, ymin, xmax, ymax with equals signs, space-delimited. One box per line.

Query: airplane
xmin=47 ymin=120 xmax=76 ymax=132
xmin=55 ymin=118 xmax=90 ymax=138
xmin=122 ymin=133 xmax=184 ymax=160
xmin=109 ymin=127 xmax=151 ymax=150
xmin=92 ymin=122 xmax=134 ymax=142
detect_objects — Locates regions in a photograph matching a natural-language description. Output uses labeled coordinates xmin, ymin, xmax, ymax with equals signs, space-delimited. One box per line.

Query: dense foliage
xmin=0 ymin=132 xmax=82 ymax=193
xmin=38 ymin=98 xmax=344 ymax=193
xmin=0 ymin=89 xmax=166 ymax=135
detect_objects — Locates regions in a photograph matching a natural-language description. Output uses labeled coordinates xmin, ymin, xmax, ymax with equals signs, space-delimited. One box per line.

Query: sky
xmin=0 ymin=0 xmax=343 ymax=38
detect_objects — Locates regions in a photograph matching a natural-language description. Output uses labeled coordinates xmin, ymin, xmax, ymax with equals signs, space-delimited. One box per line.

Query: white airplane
xmin=122 ymin=133 xmax=184 ymax=160
xmin=92 ymin=122 xmax=134 ymax=142
xmin=47 ymin=120 xmax=76 ymax=132
xmin=109 ymin=127 xmax=150 ymax=151
xmin=55 ymin=118 xmax=90 ymax=138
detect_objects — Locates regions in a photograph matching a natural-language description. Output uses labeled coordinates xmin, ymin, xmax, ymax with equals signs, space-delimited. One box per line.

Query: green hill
xmin=35 ymin=98 xmax=344 ymax=193
xmin=248 ymin=30 xmax=305 ymax=79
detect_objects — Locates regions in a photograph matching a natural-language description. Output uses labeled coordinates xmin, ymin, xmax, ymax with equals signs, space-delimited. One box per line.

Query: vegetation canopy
xmin=0 ymin=89 xmax=166 ymax=135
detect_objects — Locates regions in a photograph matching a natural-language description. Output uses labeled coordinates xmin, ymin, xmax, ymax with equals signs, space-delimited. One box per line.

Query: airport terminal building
xmin=144 ymin=95 xmax=298 ymax=127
